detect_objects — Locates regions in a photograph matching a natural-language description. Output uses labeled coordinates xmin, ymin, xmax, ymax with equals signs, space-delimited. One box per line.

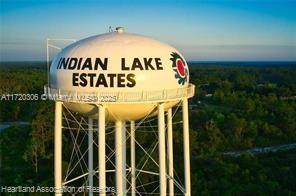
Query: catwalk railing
xmin=44 ymin=84 xmax=195 ymax=103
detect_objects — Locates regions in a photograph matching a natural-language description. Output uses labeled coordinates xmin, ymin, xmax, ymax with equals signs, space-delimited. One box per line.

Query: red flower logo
xmin=170 ymin=52 xmax=188 ymax=85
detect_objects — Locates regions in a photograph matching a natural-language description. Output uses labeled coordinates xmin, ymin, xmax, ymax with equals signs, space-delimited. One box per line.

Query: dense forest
xmin=0 ymin=62 xmax=296 ymax=195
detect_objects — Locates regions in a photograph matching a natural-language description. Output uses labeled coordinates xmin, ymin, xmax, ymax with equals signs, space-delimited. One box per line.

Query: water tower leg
xmin=88 ymin=118 xmax=93 ymax=196
xmin=123 ymin=121 xmax=126 ymax=194
xmin=182 ymin=98 xmax=191 ymax=196
xmin=115 ymin=120 xmax=126 ymax=195
xmin=130 ymin=121 xmax=136 ymax=196
xmin=167 ymin=108 xmax=174 ymax=196
xmin=158 ymin=103 xmax=167 ymax=195
xmin=98 ymin=105 xmax=106 ymax=196
xmin=54 ymin=101 xmax=63 ymax=196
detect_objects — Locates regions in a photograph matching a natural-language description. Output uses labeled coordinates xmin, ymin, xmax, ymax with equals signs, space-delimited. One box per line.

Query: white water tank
xmin=47 ymin=27 xmax=194 ymax=121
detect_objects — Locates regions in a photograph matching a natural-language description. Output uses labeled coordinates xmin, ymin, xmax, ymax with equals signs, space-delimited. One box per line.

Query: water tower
xmin=45 ymin=27 xmax=195 ymax=195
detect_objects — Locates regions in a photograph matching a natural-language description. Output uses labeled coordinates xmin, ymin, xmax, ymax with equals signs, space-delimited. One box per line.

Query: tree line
xmin=0 ymin=63 xmax=295 ymax=195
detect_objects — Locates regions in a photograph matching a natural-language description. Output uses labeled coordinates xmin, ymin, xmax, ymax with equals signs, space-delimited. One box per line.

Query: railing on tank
xmin=44 ymin=84 xmax=195 ymax=103
xmin=46 ymin=38 xmax=76 ymax=86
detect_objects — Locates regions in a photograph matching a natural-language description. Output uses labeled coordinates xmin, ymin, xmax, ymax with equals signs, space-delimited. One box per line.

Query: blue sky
xmin=0 ymin=0 xmax=295 ymax=61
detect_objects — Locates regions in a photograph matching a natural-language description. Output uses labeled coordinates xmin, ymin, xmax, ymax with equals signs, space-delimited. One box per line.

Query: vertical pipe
xmin=158 ymin=103 xmax=166 ymax=195
xmin=115 ymin=121 xmax=126 ymax=195
xmin=167 ymin=108 xmax=174 ymax=196
xmin=182 ymin=98 xmax=191 ymax=196
xmin=122 ymin=121 xmax=126 ymax=195
xmin=88 ymin=118 xmax=93 ymax=196
xmin=54 ymin=101 xmax=62 ymax=196
xmin=115 ymin=121 xmax=122 ymax=195
xmin=130 ymin=121 xmax=136 ymax=196
xmin=98 ymin=105 xmax=106 ymax=196
xmin=46 ymin=39 xmax=49 ymax=85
